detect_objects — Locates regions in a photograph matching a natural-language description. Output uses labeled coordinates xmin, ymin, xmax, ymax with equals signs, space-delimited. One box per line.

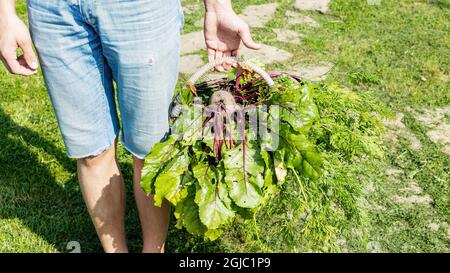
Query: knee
xmin=78 ymin=144 xmax=116 ymax=169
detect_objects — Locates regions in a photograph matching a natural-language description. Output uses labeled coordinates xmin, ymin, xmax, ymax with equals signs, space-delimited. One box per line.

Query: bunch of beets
xmin=141 ymin=65 xmax=323 ymax=240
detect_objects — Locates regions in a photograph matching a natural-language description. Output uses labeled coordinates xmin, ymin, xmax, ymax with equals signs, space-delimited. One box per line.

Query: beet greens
xmin=141 ymin=66 xmax=323 ymax=240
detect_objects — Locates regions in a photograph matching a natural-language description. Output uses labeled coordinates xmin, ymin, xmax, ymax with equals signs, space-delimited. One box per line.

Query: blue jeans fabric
xmin=27 ymin=0 xmax=184 ymax=159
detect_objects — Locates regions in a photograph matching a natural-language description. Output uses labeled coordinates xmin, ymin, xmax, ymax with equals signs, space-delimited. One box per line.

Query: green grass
xmin=0 ymin=0 xmax=448 ymax=252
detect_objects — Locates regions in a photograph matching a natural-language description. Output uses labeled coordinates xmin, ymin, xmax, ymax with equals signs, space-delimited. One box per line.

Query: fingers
xmin=19 ymin=39 xmax=38 ymax=70
xmin=223 ymin=51 xmax=232 ymax=70
xmin=1 ymin=51 xmax=37 ymax=76
xmin=207 ymin=48 xmax=216 ymax=63
xmin=208 ymin=49 xmax=234 ymax=71
xmin=238 ymin=24 xmax=261 ymax=50
xmin=214 ymin=50 xmax=224 ymax=72
xmin=0 ymin=39 xmax=38 ymax=76
xmin=208 ymin=47 xmax=225 ymax=72
xmin=207 ymin=44 xmax=238 ymax=72
xmin=230 ymin=49 xmax=240 ymax=68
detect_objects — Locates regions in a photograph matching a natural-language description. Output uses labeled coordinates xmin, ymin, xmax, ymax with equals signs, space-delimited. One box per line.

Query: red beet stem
xmin=234 ymin=64 xmax=242 ymax=92
xmin=237 ymin=110 xmax=248 ymax=193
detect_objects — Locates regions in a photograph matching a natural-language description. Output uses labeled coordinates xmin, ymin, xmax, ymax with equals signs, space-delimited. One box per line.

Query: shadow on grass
xmin=430 ymin=0 xmax=450 ymax=9
xmin=0 ymin=107 xmax=225 ymax=252
xmin=0 ymin=108 xmax=104 ymax=252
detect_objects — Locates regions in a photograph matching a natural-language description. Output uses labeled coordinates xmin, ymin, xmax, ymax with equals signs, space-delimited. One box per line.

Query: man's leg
xmin=132 ymin=157 xmax=170 ymax=253
xmin=27 ymin=0 xmax=124 ymax=252
xmin=95 ymin=0 xmax=183 ymax=253
xmin=77 ymin=139 xmax=128 ymax=253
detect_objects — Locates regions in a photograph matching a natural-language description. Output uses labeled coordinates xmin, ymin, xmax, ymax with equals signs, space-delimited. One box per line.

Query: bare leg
xmin=77 ymin=140 xmax=128 ymax=253
xmin=133 ymin=157 xmax=170 ymax=253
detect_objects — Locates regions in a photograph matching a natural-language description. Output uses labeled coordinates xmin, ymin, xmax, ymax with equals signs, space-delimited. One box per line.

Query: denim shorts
xmin=27 ymin=0 xmax=184 ymax=159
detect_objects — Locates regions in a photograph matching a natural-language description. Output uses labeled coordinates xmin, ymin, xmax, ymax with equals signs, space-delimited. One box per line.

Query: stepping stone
xmin=195 ymin=3 xmax=279 ymax=28
xmin=273 ymin=29 xmax=304 ymax=44
xmin=400 ymin=181 xmax=423 ymax=195
xmin=240 ymin=3 xmax=278 ymax=28
xmin=385 ymin=168 xmax=404 ymax=176
xmin=285 ymin=11 xmax=320 ymax=28
xmin=367 ymin=241 xmax=381 ymax=253
xmin=294 ymin=0 xmax=331 ymax=13
xmin=179 ymin=54 xmax=204 ymax=74
xmin=180 ymin=31 xmax=205 ymax=55
xmin=383 ymin=113 xmax=422 ymax=151
xmin=183 ymin=4 xmax=201 ymax=15
xmin=194 ymin=19 xmax=204 ymax=28
xmin=425 ymin=122 xmax=450 ymax=155
xmin=292 ymin=62 xmax=334 ymax=81
xmin=240 ymin=44 xmax=292 ymax=64
xmin=427 ymin=223 xmax=440 ymax=232
xmin=412 ymin=106 xmax=450 ymax=155
xmin=393 ymin=194 xmax=433 ymax=206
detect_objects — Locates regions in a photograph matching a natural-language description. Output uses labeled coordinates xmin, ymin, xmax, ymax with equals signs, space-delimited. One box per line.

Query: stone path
xmin=383 ymin=113 xmax=422 ymax=151
xmin=412 ymin=106 xmax=450 ymax=155
xmin=180 ymin=31 xmax=204 ymax=55
xmin=393 ymin=191 xmax=433 ymax=206
xmin=295 ymin=0 xmax=331 ymax=13
xmin=240 ymin=45 xmax=292 ymax=64
xmin=235 ymin=3 xmax=279 ymax=28
xmin=290 ymin=62 xmax=334 ymax=81
xmin=179 ymin=54 xmax=204 ymax=74
xmin=274 ymin=29 xmax=304 ymax=45
xmin=179 ymin=31 xmax=205 ymax=74
xmin=179 ymin=1 xmax=332 ymax=77
xmin=286 ymin=11 xmax=320 ymax=28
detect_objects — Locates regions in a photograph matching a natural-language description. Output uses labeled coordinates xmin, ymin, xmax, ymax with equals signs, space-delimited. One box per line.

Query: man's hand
xmin=0 ymin=14 xmax=38 ymax=76
xmin=204 ymin=0 xmax=260 ymax=71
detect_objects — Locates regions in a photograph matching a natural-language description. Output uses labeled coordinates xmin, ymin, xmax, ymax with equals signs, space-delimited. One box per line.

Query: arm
xmin=0 ymin=0 xmax=38 ymax=76
xmin=203 ymin=0 xmax=260 ymax=71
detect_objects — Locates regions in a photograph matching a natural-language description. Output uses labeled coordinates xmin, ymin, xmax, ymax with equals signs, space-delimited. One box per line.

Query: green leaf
xmin=259 ymin=150 xmax=278 ymax=205
xmin=274 ymin=148 xmax=287 ymax=183
xmin=195 ymin=168 xmax=235 ymax=229
xmin=302 ymin=150 xmax=323 ymax=180
xmin=153 ymin=153 xmax=191 ymax=206
xmin=179 ymin=86 xmax=193 ymax=105
xmin=191 ymin=141 xmax=205 ymax=161
xmin=288 ymin=133 xmax=323 ymax=180
xmin=141 ymin=136 xmax=179 ymax=195
xmin=223 ymin=143 xmax=265 ymax=177
xmin=174 ymin=193 xmax=207 ymax=236
xmin=227 ymin=67 xmax=238 ymax=80
xmin=223 ymin=144 xmax=265 ymax=208
xmin=204 ymin=229 xmax=223 ymax=241
xmin=171 ymin=105 xmax=202 ymax=144
xmin=192 ymin=161 xmax=215 ymax=188
xmin=260 ymin=150 xmax=275 ymax=188
xmin=224 ymin=168 xmax=263 ymax=208
xmin=285 ymin=149 xmax=303 ymax=170
xmin=278 ymin=84 xmax=319 ymax=135
xmin=280 ymin=104 xmax=317 ymax=135
xmin=260 ymin=105 xmax=280 ymax=151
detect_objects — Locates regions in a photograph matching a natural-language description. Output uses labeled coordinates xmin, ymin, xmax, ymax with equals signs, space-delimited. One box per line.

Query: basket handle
xmin=186 ymin=56 xmax=275 ymax=87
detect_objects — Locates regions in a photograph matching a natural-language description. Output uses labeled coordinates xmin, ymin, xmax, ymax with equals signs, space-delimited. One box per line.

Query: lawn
xmin=0 ymin=0 xmax=448 ymax=252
